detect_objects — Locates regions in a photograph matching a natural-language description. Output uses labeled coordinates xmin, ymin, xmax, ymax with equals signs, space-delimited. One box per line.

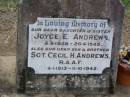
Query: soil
xmin=0 ymin=9 xmax=17 ymax=56
xmin=122 ymin=16 xmax=130 ymax=46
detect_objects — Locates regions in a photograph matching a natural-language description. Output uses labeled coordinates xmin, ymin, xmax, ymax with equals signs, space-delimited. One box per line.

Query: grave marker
xmin=17 ymin=0 xmax=124 ymax=95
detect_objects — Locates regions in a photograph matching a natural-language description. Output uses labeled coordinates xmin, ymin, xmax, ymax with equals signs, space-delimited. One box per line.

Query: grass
xmin=121 ymin=0 xmax=130 ymax=18
xmin=122 ymin=0 xmax=130 ymax=9
xmin=0 ymin=0 xmax=17 ymax=10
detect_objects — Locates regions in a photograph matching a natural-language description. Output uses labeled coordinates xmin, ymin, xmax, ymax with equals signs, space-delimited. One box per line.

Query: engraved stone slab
xmin=28 ymin=18 xmax=114 ymax=74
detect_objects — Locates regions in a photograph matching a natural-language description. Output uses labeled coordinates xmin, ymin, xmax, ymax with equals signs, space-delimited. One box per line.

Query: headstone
xmin=17 ymin=0 xmax=124 ymax=95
